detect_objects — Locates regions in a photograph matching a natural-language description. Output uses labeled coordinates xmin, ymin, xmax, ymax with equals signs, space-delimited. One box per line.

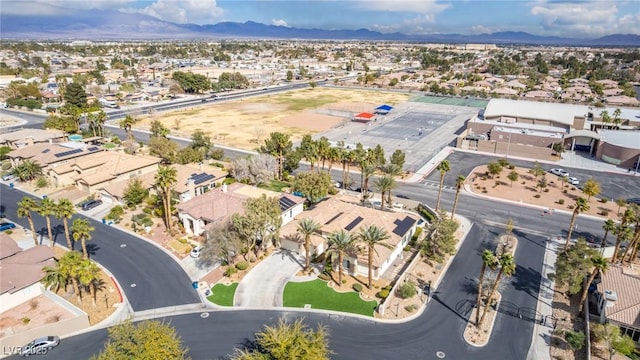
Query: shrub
xmin=599 ymin=198 xmax=608 ymax=204
xmin=4 ymin=230 xmax=12 ymax=235
xmin=223 ymin=267 xmax=238 ymax=277
xmin=543 ymin=188 xmax=549 ymax=193
xmin=558 ymin=199 xmax=565 ymax=205
xmin=521 ymin=181 xmax=526 ymax=185
xmin=507 ymin=165 xmax=515 ymax=170
xmin=564 ymin=330 xmax=585 ymax=350
xmin=376 ymin=289 xmax=390 ymax=299
xmin=235 ymin=261 xmax=249 ymax=270
xmin=600 ymin=209 xmax=609 ymax=216
xmin=352 ymin=283 xmax=363 ymax=292
xmin=410 ymin=227 xmax=423 ymax=245
xmin=568 ymin=205 xmax=575 ymax=210
xmin=403 ymin=245 xmax=411 ymax=251
xmin=399 ymin=281 xmax=417 ymax=299
xmin=21 ymin=317 xmax=30 ymax=325
xmin=318 ymin=273 xmax=330 ymax=281
xmin=563 ymin=189 xmax=568 ymax=194
xmin=142 ymin=207 xmax=153 ymax=215
xmin=404 ymin=304 xmax=417 ymax=312
xmin=534 ymin=194 xmax=541 ymax=198
xmin=383 ymin=285 xmax=392 ymax=291
xmin=178 ymin=238 xmax=188 ymax=244
xmin=341 ymin=279 xmax=347 ymax=284
xmin=35 ymin=177 xmax=49 ymax=188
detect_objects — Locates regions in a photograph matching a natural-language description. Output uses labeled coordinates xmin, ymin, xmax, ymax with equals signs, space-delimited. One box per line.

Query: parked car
xmin=567 ymin=177 xmax=580 ymax=185
xmin=20 ymin=336 xmax=60 ymax=356
xmin=81 ymin=199 xmax=103 ymax=211
xmin=549 ymin=168 xmax=569 ymax=177
xmin=1 ymin=174 xmax=15 ymax=181
xmin=0 ymin=222 xmax=16 ymax=231
xmin=190 ymin=245 xmax=202 ymax=258
xmin=628 ymin=198 xmax=640 ymax=205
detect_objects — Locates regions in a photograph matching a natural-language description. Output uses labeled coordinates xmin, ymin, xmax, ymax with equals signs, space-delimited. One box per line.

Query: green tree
xmin=155 ymin=165 xmax=178 ymax=232
xmin=390 ymin=149 xmax=405 ymax=169
xmin=297 ymin=218 xmax=321 ymax=272
xmin=292 ymin=171 xmax=331 ymax=204
xmin=434 ymin=160 xmax=450 ymax=212
xmin=41 ymin=260 xmax=67 ymax=293
xmin=582 ymin=177 xmax=601 ymax=201
xmin=123 ymin=178 xmax=148 ymax=208
xmin=420 ymin=212 xmax=459 ymax=264
xmin=529 ymin=162 xmax=546 ymax=182
xmin=479 ymin=253 xmax=516 ymax=326
xmin=565 ymin=197 xmax=589 ymax=250
xmin=326 ymin=230 xmax=357 ymax=285
xmin=601 ymin=219 xmax=616 ymax=248
xmin=37 ymin=197 xmax=56 ymax=247
xmin=72 ymin=218 xmax=94 ymax=259
xmin=119 ymin=115 xmax=136 ymax=142
xmin=231 ymin=194 xmax=282 ymax=255
xmin=551 ymin=238 xmax=598 ymax=295
xmin=357 ymin=224 xmax=391 ymax=289
xmin=17 ymin=197 xmax=40 ymax=246
xmin=230 ymin=318 xmax=330 ymax=360
xmin=476 ymin=249 xmax=498 ymax=326
xmin=451 ymin=175 xmax=465 ymax=219
xmin=11 ymin=159 xmax=43 ymax=182
xmin=592 ymin=323 xmax=636 ymax=360
xmin=63 ymin=82 xmax=87 ymax=108
xmin=615 ymin=198 xmax=627 ymax=215
xmin=59 ymin=251 xmax=84 ymax=303
xmin=381 ymin=163 xmax=401 ymax=206
xmin=600 ymin=110 xmax=611 ymax=129
xmin=486 ymin=161 xmax=502 ymax=179
xmin=578 ymin=254 xmax=608 ymax=306
xmin=150 ymin=119 xmax=170 ymax=138
xmin=374 ymin=175 xmax=394 ymax=210
xmin=78 ymin=259 xmax=101 ymax=307
xmin=55 ymin=198 xmax=75 ymax=249
xmin=298 ymin=134 xmax=319 ymax=171
xmin=259 ymin=132 xmax=293 ymax=180
xmin=286 ymin=70 xmax=293 ymax=81
xmin=564 ymin=330 xmax=585 ymax=351
xmin=507 ymin=170 xmax=519 ymax=187
xmin=148 ymin=136 xmax=179 ymax=163
xmin=190 ymin=129 xmax=212 ymax=156
xmin=91 ymin=320 xmax=189 ymax=360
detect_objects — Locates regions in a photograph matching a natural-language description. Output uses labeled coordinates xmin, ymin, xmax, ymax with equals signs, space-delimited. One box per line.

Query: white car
xmin=190 ymin=245 xmax=202 ymax=258
xmin=20 ymin=336 xmax=59 ymax=356
xmin=567 ymin=177 xmax=579 ymax=185
xmin=550 ymin=168 xmax=569 ymax=177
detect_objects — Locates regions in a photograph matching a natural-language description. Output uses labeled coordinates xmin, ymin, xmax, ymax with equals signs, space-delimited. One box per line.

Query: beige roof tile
xmin=599 ymin=264 xmax=640 ymax=328
xmin=0 ymin=240 xmax=56 ymax=295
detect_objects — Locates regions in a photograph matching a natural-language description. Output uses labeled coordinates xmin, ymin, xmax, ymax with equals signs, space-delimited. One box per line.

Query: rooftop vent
xmin=604 ymin=290 xmax=618 ymax=302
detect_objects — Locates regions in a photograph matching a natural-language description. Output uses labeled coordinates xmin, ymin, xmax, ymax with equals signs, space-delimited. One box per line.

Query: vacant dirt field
xmin=135 ymin=88 xmax=411 ymax=149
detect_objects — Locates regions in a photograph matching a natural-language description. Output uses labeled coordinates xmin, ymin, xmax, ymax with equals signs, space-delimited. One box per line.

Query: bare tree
xmin=231 ymin=154 xmax=277 ymax=185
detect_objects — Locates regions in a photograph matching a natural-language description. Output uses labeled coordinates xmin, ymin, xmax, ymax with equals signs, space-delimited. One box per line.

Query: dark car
xmin=628 ymin=198 xmax=640 ymax=205
xmin=20 ymin=336 xmax=60 ymax=356
xmin=0 ymin=222 xmax=16 ymax=231
xmin=81 ymin=200 xmax=103 ymax=211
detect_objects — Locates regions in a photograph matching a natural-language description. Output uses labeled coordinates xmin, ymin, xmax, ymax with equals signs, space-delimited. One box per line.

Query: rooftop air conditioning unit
xmin=604 ymin=290 xmax=618 ymax=302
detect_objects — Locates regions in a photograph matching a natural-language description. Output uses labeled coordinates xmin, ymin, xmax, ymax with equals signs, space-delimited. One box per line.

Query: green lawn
xmin=283 ymin=279 xmax=378 ymax=317
xmin=258 ymin=179 xmax=290 ymax=192
xmin=206 ymin=283 xmax=238 ymax=306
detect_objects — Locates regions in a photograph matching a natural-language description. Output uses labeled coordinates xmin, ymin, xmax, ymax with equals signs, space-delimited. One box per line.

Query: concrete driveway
xmin=234 ymin=249 xmax=304 ymax=308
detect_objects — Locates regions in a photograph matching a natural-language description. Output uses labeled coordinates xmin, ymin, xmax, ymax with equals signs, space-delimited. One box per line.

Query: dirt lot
xmin=135 ymin=88 xmax=411 ymax=149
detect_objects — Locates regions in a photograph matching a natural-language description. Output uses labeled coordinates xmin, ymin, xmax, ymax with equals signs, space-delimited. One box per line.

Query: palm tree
xmin=37 ymin=197 xmax=56 ymax=247
xmin=564 ymin=197 xmax=589 ymax=251
xmin=94 ymin=110 xmax=107 ymax=137
xmin=155 ymin=165 xmax=178 ymax=231
xmin=72 ymin=218 xmax=94 ymax=259
xmin=476 ymin=249 xmax=497 ymax=327
xmin=357 ymin=225 xmax=391 ymax=289
xmin=297 ymin=218 xmax=321 ymax=272
xmin=41 ymin=261 xmax=67 ymax=293
xmin=120 ymin=115 xmax=136 ymax=141
xmin=374 ymin=175 xmax=394 ymax=210
xmin=381 ymin=164 xmax=402 ymax=206
xmin=612 ymin=108 xmax=622 ymax=129
xmin=326 ymin=147 xmax=340 ymax=174
xmin=612 ymin=208 xmax=635 ymax=263
xmin=601 ymin=219 xmax=616 ymax=248
xmin=17 ymin=197 xmax=40 ymax=246
xmin=435 ymin=160 xmax=450 ymax=211
xmin=578 ymin=255 xmax=608 ymax=306
xmin=78 ymin=259 xmax=101 ymax=307
xmin=600 ymin=110 xmax=611 ymax=129
xmin=451 ymin=175 xmax=466 ymax=219
xmin=11 ymin=159 xmax=44 ymax=182
xmin=360 ymin=162 xmax=376 ymax=202
xmin=59 ymin=251 xmax=84 ymax=303
xmin=479 ymin=253 xmax=516 ymax=326
xmin=326 ymin=230 xmax=357 ymax=285
xmin=55 ymin=198 xmax=75 ymax=249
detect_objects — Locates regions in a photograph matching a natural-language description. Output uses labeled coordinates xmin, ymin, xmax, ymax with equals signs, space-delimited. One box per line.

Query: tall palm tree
xmin=155 ymin=165 xmax=178 ymax=231
xmin=72 ymin=218 xmax=94 ymax=259
xmin=120 ymin=115 xmax=136 ymax=141
xmin=326 ymin=230 xmax=357 ymax=285
xmin=451 ymin=175 xmax=466 ymax=219
xmin=612 ymin=207 xmax=635 ymax=263
xmin=59 ymin=251 xmax=84 ymax=304
xmin=11 ymin=159 xmax=44 ymax=182
xmin=578 ymin=255 xmax=608 ymax=306
xmin=78 ymin=259 xmax=101 ymax=307
xmin=374 ymin=175 xmax=394 ymax=210
xmin=41 ymin=261 xmax=67 ymax=293
xmin=297 ymin=218 xmax=322 ymax=272
xmin=37 ymin=197 xmax=56 ymax=247
xmin=621 ymin=211 xmax=640 ymax=263
xmin=612 ymin=108 xmax=622 ymax=130
xmin=357 ymin=225 xmax=391 ymax=289
xmin=55 ymin=198 xmax=75 ymax=249
xmin=381 ymin=164 xmax=402 ymax=206
xmin=600 ymin=219 xmax=616 ymax=248
xmin=564 ymin=197 xmax=589 ymax=251
xmin=94 ymin=110 xmax=107 ymax=137
xmin=600 ymin=110 xmax=611 ymax=130
xmin=476 ymin=249 xmax=498 ymax=327
xmin=435 ymin=160 xmax=450 ymax=211
xmin=326 ymin=147 xmax=340 ymax=175
xmin=360 ymin=163 xmax=376 ymax=202
xmin=480 ymin=253 xmax=516 ymax=326
xmin=17 ymin=197 xmax=40 ymax=246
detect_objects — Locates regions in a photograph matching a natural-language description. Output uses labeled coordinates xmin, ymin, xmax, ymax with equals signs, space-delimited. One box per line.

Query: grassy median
xmin=283 ymin=279 xmax=377 ymax=317
xmin=207 ymin=283 xmax=238 ymax=306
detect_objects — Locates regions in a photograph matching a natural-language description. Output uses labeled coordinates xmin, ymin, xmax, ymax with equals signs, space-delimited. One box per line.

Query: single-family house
xmin=280 ymin=195 xmax=419 ymax=280
xmin=0 ymin=129 xmax=66 ymax=149
xmin=177 ymin=183 xmax=304 ymax=236
xmin=8 ymin=142 xmax=102 ymax=168
xmin=593 ymin=264 xmax=640 ymax=343
xmin=0 ymin=233 xmax=56 ymax=313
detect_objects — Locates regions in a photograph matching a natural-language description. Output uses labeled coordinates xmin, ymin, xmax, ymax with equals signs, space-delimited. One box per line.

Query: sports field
xmin=136 ymin=88 xmax=411 ymax=149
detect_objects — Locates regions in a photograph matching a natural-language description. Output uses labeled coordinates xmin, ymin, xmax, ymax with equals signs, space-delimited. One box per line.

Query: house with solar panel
xmin=279 ymin=195 xmax=419 ymax=280
xmin=177 ymin=183 xmax=305 ymax=236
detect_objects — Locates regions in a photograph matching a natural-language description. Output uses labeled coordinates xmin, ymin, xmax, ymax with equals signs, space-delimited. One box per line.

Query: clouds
xmin=2 ymin=0 xmax=134 ymax=15
xmin=271 ymin=19 xmax=289 ymax=27
xmin=138 ymin=0 xmax=224 ymax=24
xmin=529 ymin=0 xmax=640 ymax=36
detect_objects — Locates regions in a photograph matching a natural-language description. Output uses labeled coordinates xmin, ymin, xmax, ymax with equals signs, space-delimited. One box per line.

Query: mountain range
xmin=2 ymin=9 xmax=639 ymax=46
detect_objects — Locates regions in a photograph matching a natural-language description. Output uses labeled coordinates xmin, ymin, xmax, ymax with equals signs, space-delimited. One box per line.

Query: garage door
xmin=280 ymin=239 xmax=300 ymax=253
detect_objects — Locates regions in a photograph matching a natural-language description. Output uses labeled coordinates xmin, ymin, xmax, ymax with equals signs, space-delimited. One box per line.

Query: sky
xmin=4 ymin=0 xmax=640 ymax=38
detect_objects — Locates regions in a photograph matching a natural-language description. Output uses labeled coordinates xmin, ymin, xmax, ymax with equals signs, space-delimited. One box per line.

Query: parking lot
xmin=424 ymin=151 xmax=640 ymax=201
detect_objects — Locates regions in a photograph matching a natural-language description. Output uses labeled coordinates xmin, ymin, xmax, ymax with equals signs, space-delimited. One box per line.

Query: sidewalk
xmin=404 ymin=146 xmax=457 ymax=183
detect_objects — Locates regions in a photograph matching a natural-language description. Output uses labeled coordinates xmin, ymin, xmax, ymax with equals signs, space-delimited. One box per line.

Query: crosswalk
xmin=422 ymin=180 xmax=456 ymax=191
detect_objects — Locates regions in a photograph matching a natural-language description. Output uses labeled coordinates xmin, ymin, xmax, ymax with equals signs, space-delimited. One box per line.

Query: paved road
xmin=234 ymin=250 xmax=305 ymax=307
xmin=0 ymin=185 xmax=201 ymax=311
xmin=38 ymin=224 xmax=544 ymax=360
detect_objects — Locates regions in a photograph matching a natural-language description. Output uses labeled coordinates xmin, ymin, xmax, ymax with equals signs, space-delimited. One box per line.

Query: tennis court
xmin=413 ymin=95 xmax=489 ymax=108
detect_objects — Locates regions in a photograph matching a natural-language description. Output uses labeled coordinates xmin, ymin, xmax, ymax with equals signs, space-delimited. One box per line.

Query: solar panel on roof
xmin=54 ymin=148 xmax=83 ymax=158
xmin=344 ymin=216 xmax=364 ymax=231
xmin=87 ymin=146 xmax=99 ymax=151
xmin=325 ymin=212 xmax=343 ymax=225
xmin=42 ymin=149 xmax=50 ymax=153
xmin=392 ymin=216 xmax=417 ymax=237
xmin=193 ymin=173 xmax=214 ymax=185
xmin=279 ymin=196 xmax=297 ymax=212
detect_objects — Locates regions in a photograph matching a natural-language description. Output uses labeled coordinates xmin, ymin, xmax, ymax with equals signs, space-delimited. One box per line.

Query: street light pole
xmin=506 ymin=132 xmax=512 ymax=159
